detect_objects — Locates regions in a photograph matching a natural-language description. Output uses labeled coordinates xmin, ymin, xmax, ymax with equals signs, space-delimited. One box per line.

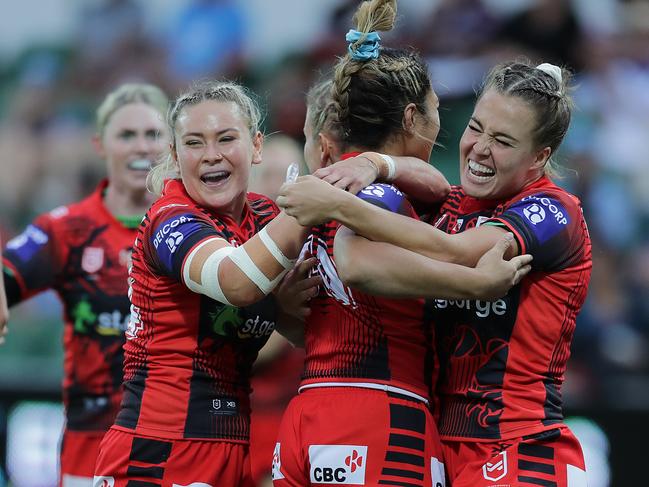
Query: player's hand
xmin=278 ymin=175 xmax=349 ymax=226
xmin=474 ymin=233 xmax=533 ymax=300
xmin=274 ymin=257 xmax=321 ymax=320
xmin=313 ymin=155 xmax=378 ymax=195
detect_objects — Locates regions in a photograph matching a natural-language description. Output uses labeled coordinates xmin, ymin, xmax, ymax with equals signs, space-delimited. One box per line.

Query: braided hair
xmin=480 ymin=60 xmax=574 ymax=158
xmin=331 ymin=0 xmax=433 ymax=152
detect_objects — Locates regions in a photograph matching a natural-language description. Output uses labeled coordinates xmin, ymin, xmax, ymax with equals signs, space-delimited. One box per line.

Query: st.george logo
xmin=82 ymin=247 xmax=104 ymax=273
xmin=482 ymin=451 xmax=508 ymax=482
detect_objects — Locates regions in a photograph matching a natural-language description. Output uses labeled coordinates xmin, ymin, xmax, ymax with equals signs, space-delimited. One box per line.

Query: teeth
xmin=468 ymin=160 xmax=495 ymax=176
xmin=128 ymin=159 xmax=152 ymax=171
xmin=201 ymin=171 xmax=229 ymax=183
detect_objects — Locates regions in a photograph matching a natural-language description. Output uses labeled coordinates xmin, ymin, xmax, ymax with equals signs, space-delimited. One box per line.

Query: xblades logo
xmin=344 ymin=450 xmax=363 ymax=472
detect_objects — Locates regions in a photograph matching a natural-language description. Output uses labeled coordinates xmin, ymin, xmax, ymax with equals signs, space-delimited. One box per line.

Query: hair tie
xmin=536 ymin=63 xmax=562 ymax=85
xmin=346 ymin=29 xmax=381 ymax=61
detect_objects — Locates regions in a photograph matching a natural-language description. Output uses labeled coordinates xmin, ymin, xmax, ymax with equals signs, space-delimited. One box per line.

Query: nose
xmin=133 ymin=134 xmax=158 ymax=155
xmin=202 ymin=142 xmax=223 ymax=163
xmin=473 ymin=134 xmax=491 ymax=156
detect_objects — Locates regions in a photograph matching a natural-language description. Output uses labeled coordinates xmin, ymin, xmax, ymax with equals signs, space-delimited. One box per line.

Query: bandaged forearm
xmin=183 ymin=238 xmax=235 ymax=305
xmin=183 ymin=229 xmax=297 ymax=304
xmin=227 ymin=227 xmax=297 ymax=294
xmin=257 ymin=227 xmax=297 ymax=270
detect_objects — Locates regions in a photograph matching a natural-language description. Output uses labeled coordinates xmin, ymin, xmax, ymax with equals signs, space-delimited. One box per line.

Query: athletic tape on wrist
xmin=258 ymin=227 xmax=296 ymax=270
xmin=379 ymin=154 xmax=397 ymax=181
xmin=183 ymin=238 xmax=234 ymax=305
xmin=228 ymin=245 xmax=275 ymax=294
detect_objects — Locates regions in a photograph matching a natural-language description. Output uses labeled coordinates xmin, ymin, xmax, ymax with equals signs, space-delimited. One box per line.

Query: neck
xmin=214 ymin=193 xmax=247 ymax=225
xmin=104 ymin=184 xmax=154 ymax=217
xmin=345 ymin=137 xmax=402 ymax=158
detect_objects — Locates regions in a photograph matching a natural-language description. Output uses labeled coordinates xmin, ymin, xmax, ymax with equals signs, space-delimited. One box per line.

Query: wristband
xmin=378 ymin=153 xmax=397 ymax=181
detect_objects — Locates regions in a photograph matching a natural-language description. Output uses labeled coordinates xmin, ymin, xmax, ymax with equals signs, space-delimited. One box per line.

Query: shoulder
xmin=440 ymin=185 xmax=467 ymax=209
xmin=504 ymin=181 xmax=584 ymax=224
xmin=247 ymin=192 xmax=280 ymax=217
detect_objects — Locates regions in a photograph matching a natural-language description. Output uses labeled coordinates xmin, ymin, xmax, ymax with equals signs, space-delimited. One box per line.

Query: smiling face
xmin=459 ymin=88 xmax=550 ymax=200
xmin=173 ymin=99 xmax=262 ymax=218
xmin=97 ymin=102 xmax=167 ymax=194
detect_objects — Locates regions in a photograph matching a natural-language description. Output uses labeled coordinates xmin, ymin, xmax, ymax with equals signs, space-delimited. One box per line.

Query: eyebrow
xmin=470 ymin=117 xmax=519 ymax=143
xmin=182 ymin=127 xmax=240 ymax=138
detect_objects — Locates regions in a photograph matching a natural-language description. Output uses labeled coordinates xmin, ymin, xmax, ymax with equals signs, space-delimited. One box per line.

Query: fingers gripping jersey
xmin=116 ymin=179 xmax=279 ymax=441
xmin=428 ymin=177 xmax=592 ymax=441
xmin=301 ymin=183 xmax=436 ymax=401
xmin=2 ymin=180 xmax=135 ymax=432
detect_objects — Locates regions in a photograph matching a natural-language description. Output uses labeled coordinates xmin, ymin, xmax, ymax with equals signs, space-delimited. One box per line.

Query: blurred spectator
xmin=164 ymin=0 xmax=246 ymax=84
xmin=250 ymin=134 xmax=304 ymax=199
xmin=494 ymin=0 xmax=585 ymax=70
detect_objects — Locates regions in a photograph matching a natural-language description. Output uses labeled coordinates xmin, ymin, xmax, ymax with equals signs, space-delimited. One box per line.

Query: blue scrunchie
xmin=346 ymin=29 xmax=381 ymax=61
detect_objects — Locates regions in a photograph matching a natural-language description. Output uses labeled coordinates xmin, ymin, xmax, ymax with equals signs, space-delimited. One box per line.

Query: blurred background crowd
xmin=0 ymin=0 xmax=647 ymax=485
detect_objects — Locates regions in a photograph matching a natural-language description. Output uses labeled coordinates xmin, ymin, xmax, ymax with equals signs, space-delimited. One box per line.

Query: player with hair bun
xmin=273 ymin=2 xmax=532 ymax=486
xmin=279 ymin=59 xmax=592 ymax=487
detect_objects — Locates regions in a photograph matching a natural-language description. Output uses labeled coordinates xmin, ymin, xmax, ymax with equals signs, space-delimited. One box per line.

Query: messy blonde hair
xmin=96 ymin=83 xmax=168 ymax=137
xmin=148 ymin=80 xmax=262 ymax=195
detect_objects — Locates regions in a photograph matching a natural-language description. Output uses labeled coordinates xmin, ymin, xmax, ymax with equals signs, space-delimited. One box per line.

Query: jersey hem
xmin=111 ymin=424 xmax=249 ymax=444
xmin=299 ymin=377 xmax=429 ymax=402
xmin=439 ymin=420 xmax=563 ymax=442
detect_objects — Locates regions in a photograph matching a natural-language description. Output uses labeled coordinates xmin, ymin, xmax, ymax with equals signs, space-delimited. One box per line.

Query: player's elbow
xmin=430 ymin=178 xmax=451 ymax=201
xmin=335 ymin=249 xmax=373 ymax=289
xmin=336 ymin=262 xmax=365 ymax=289
xmin=222 ymin=282 xmax=262 ymax=308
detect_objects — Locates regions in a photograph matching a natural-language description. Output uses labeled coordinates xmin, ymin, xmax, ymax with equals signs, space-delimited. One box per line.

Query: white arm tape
xmin=228 ymin=245 xmax=288 ymax=295
xmin=257 ymin=227 xmax=296 ymax=270
xmin=182 ymin=237 xmax=234 ymax=305
xmin=379 ymin=153 xmax=397 ymax=181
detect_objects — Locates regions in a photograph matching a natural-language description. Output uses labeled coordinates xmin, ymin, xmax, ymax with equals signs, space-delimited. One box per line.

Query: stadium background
xmin=0 ymin=0 xmax=647 ymax=485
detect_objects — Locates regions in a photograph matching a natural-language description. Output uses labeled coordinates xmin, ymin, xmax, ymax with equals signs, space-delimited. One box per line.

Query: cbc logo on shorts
xmin=309 ymin=445 xmax=368 ymax=484
xmin=92 ymin=476 xmax=115 ymax=487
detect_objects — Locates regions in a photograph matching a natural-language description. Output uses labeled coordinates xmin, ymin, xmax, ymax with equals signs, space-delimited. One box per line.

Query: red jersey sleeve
xmin=2 ymin=212 xmax=61 ymax=305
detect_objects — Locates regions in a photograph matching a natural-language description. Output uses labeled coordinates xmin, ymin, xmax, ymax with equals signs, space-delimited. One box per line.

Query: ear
xmin=319 ymin=132 xmax=338 ymax=167
xmin=92 ymin=134 xmax=106 ymax=159
xmin=402 ymin=103 xmax=418 ymax=134
xmin=251 ymin=131 xmax=263 ymax=165
xmin=533 ymin=146 xmax=552 ymax=171
xmin=170 ymin=143 xmax=180 ymax=171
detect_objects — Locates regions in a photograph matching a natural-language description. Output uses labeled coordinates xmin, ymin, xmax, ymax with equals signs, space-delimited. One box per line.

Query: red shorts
xmin=273 ymin=386 xmax=445 ymax=487
xmin=60 ymin=430 xmax=106 ymax=486
xmin=93 ymin=428 xmax=254 ymax=487
xmin=250 ymin=408 xmax=284 ymax=483
xmin=442 ymin=426 xmax=588 ymax=487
